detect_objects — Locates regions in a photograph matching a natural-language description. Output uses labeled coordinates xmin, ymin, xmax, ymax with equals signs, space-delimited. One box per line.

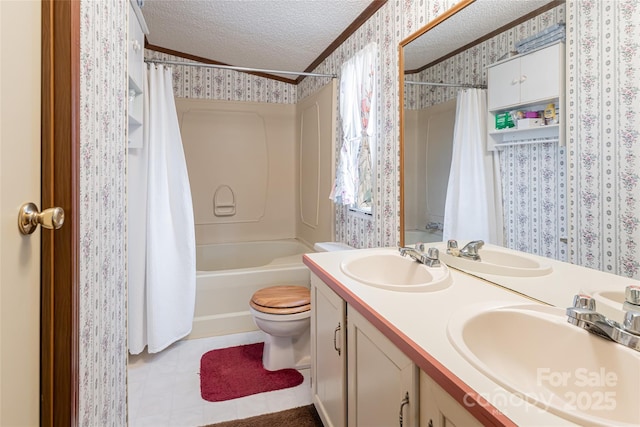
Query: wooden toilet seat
xmin=250 ymin=285 xmax=311 ymax=315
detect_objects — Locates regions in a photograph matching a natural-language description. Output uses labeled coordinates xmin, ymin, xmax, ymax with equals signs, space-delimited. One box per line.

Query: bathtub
xmin=188 ymin=239 xmax=313 ymax=339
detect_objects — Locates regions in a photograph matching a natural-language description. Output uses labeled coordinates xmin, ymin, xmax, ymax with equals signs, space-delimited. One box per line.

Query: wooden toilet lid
xmin=250 ymin=285 xmax=311 ymax=315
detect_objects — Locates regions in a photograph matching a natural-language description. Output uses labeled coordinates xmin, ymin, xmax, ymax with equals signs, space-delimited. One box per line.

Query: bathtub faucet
xmin=425 ymin=222 xmax=443 ymax=231
xmin=399 ymin=243 xmax=440 ymax=267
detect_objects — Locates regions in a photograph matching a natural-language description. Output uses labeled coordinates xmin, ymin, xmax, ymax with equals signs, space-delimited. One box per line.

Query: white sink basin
xmin=591 ymin=289 xmax=627 ymax=323
xmin=440 ymin=247 xmax=552 ymax=277
xmin=448 ymin=302 xmax=640 ymax=426
xmin=592 ymin=289 xmax=625 ymax=305
xmin=340 ymin=251 xmax=452 ymax=292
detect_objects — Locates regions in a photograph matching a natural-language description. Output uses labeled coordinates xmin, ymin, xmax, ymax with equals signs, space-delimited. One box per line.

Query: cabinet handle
xmin=399 ymin=391 xmax=410 ymax=427
xmin=520 ymin=74 xmax=527 ymax=83
xmin=333 ymin=323 xmax=341 ymax=356
xmin=511 ymin=78 xmax=519 ymax=85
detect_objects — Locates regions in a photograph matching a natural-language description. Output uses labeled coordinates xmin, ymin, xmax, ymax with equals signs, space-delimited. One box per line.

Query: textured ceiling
xmin=403 ymin=0 xmax=558 ymax=72
xmin=143 ymin=0 xmax=374 ymax=80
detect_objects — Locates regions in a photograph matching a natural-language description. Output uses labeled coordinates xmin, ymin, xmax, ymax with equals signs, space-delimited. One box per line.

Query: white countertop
xmin=303 ymin=245 xmax=638 ymax=426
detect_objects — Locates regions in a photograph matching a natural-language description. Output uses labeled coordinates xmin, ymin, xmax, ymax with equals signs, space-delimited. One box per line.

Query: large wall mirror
xmin=399 ymin=0 xmax=566 ymax=257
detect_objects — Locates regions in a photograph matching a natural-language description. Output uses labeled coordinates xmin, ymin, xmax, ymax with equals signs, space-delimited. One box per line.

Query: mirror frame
xmin=398 ymin=0 xmax=476 ymax=247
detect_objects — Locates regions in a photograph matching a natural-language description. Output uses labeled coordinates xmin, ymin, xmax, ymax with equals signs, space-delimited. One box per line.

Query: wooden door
xmin=41 ymin=1 xmax=80 ymax=425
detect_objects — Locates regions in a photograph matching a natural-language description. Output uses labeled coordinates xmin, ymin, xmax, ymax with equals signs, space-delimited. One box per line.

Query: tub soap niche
xmin=213 ymin=185 xmax=236 ymax=217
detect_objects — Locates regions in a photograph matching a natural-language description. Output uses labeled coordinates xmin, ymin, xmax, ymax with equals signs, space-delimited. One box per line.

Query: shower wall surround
xmin=148 ymin=2 xmax=462 ymax=249
xmin=77 ymin=0 xmax=640 ymax=424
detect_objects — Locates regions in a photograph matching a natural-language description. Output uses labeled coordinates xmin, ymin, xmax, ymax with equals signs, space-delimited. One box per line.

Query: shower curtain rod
xmin=144 ymin=59 xmax=337 ymax=78
xmin=405 ymin=81 xmax=486 ymax=89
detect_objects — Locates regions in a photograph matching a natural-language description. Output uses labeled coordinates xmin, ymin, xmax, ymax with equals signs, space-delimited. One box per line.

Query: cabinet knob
xmin=132 ymin=39 xmax=141 ymax=52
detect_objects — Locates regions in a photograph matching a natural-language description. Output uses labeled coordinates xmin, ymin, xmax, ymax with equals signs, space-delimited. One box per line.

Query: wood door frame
xmin=41 ymin=0 xmax=80 ymax=425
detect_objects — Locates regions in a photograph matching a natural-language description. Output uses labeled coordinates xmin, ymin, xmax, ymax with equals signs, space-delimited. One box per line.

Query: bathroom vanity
xmin=303 ymin=246 xmax=640 ymax=427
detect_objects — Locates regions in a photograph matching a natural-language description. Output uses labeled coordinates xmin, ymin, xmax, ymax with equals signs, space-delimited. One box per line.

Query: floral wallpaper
xmin=75 ymin=0 xmax=640 ymax=423
xmin=79 ymin=0 xmax=128 ymax=425
xmin=405 ymin=4 xmax=568 ymax=261
xmin=298 ymin=0 xmax=460 ymax=248
xmin=500 ymin=144 xmax=568 ymax=261
xmin=567 ymin=0 xmax=640 ymax=278
xmin=144 ymin=50 xmax=297 ymax=104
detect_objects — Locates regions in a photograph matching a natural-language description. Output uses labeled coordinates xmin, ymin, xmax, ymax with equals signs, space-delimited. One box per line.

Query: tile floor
xmin=128 ymin=331 xmax=313 ymax=427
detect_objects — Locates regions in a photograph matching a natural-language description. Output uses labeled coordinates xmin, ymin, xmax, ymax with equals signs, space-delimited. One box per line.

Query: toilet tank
xmin=313 ymin=242 xmax=354 ymax=252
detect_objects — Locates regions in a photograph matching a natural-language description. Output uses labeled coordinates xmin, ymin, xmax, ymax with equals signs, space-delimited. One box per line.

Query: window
xmin=330 ymin=43 xmax=377 ymax=215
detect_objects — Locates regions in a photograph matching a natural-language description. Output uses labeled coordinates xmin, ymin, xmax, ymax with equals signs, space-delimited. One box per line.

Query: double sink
xmin=338 ymin=244 xmax=640 ymax=426
xmin=340 ymin=243 xmax=552 ymax=292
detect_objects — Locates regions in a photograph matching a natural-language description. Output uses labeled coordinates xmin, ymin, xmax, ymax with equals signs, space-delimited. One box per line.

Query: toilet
xmin=249 ymin=242 xmax=354 ymax=371
xmin=313 ymin=241 xmax=354 ymax=252
xmin=249 ymin=285 xmax=312 ymax=371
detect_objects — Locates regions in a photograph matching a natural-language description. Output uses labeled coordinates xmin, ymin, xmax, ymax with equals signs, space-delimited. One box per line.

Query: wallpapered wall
xmin=405 ymin=5 xmax=568 ymax=261
xmin=144 ymin=51 xmax=298 ymax=104
xmin=78 ymin=0 xmax=640 ymax=424
xmin=79 ymin=0 xmax=128 ymax=425
xmin=568 ymin=0 xmax=640 ymax=277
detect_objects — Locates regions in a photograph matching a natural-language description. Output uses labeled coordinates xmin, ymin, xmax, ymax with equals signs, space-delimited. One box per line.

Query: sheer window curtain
xmin=443 ymin=89 xmax=504 ymax=245
xmin=330 ymin=43 xmax=377 ymax=209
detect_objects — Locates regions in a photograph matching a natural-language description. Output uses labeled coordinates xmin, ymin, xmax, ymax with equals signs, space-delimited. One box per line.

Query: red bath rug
xmin=200 ymin=342 xmax=303 ymax=402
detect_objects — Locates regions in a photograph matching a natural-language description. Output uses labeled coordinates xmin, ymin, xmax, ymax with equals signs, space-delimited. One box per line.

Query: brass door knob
xmin=18 ymin=202 xmax=65 ymax=235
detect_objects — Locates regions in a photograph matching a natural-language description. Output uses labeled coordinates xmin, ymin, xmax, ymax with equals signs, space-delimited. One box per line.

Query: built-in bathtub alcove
xmin=175 ymin=80 xmax=337 ymax=338
xmin=403 ymin=98 xmax=456 ymax=245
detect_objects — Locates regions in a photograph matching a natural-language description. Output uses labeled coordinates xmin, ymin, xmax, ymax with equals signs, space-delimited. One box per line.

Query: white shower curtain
xmin=443 ymin=89 xmax=503 ymax=245
xmin=128 ymin=65 xmax=196 ymax=354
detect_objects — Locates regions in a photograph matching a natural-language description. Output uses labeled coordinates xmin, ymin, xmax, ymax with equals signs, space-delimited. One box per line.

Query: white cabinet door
xmin=311 ymin=274 xmax=347 ymax=427
xmin=347 ymin=306 xmax=418 ymax=427
xmin=128 ymin=2 xmax=145 ymax=147
xmin=487 ymin=56 xmax=521 ymax=110
xmin=488 ymin=43 xmax=563 ymax=110
xmin=519 ymin=43 xmax=562 ymax=105
xmin=128 ymin=2 xmax=144 ymax=92
xmin=420 ymin=371 xmax=483 ymax=427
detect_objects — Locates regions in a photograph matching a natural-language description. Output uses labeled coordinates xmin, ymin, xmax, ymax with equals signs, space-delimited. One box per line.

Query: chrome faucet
xmin=566 ymin=288 xmax=640 ymax=352
xmin=446 ymin=240 xmax=484 ymax=261
xmin=398 ymin=242 xmax=441 ymax=267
